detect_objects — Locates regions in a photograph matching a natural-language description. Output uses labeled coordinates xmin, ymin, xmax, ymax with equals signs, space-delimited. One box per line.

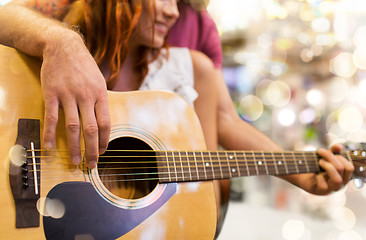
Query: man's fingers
xmin=330 ymin=143 xmax=343 ymax=154
xmin=319 ymin=159 xmax=343 ymax=191
xmin=95 ymin=97 xmax=111 ymax=155
xmin=318 ymin=148 xmax=344 ymax=175
xmin=62 ymin=100 xmax=82 ymax=166
xmin=315 ymin=173 xmax=329 ymax=193
xmin=318 ymin=145 xmax=355 ymax=186
xmin=79 ymin=101 xmax=100 ymax=169
xmin=43 ymin=98 xmax=59 ymax=150
xmin=339 ymin=155 xmax=355 ymax=183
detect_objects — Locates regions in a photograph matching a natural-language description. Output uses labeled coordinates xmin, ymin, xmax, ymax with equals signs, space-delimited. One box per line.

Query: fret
xmin=225 ymin=152 xmax=233 ymax=178
xmin=270 ymin=152 xmax=279 ymax=175
xmin=294 ymin=152 xmax=301 ymax=174
xmin=284 ymin=152 xmax=297 ymax=174
xmin=185 ymin=150 xmax=193 ymax=181
xmin=178 ymin=151 xmax=185 ymax=182
xmin=302 ymin=152 xmax=310 ymax=173
xmin=217 ymin=152 xmax=230 ymax=179
xmin=187 ymin=151 xmax=198 ymax=181
xmin=241 ymin=151 xmax=250 ymax=176
xmin=272 ymin=152 xmax=287 ymax=175
xmin=215 ymin=152 xmax=224 ymax=179
xmin=312 ymin=152 xmax=321 ymax=172
xmin=294 ymin=152 xmax=313 ymax=174
xmin=156 ymin=151 xmax=170 ymax=182
xmin=227 ymin=151 xmax=240 ymax=178
xmin=245 ymin=151 xmax=257 ymax=176
xmin=165 ymin=151 xmax=172 ymax=182
xmin=202 ymin=151 xmax=214 ymax=180
xmin=193 ymin=151 xmax=200 ymax=180
xmin=208 ymin=151 xmax=216 ymax=179
xmin=282 ymin=152 xmax=289 ymax=174
xmin=234 ymin=152 xmax=241 ymax=177
xmin=252 ymin=151 xmax=259 ymax=175
xmin=209 ymin=152 xmax=221 ymax=179
xmin=305 ymin=152 xmax=319 ymax=172
xmin=254 ymin=151 xmax=267 ymax=175
xmin=235 ymin=151 xmax=248 ymax=176
xmin=199 ymin=151 xmax=208 ymax=180
xmin=170 ymin=151 xmax=179 ymax=182
xmin=260 ymin=151 xmax=270 ymax=175
xmin=167 ymin=151 xmax=179 ymax=182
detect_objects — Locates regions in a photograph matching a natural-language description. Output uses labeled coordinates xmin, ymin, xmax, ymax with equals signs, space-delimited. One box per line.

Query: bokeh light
xmin=338 ymin=106 xmax=364 ymax=132
xmin=306 ymin=89 xmax=324 ymax=106
xmin=329 ymin=52 xmax=357 ymax=78
xmin=331 ymin=207 xmax=356 ymax=231
xmin=277 ymin=108 xmax=296 ymax=126
xmin=238 ymin=95 xmax=264 ymax=121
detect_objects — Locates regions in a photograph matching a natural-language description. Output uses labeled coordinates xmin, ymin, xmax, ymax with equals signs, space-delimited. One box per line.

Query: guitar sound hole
xmin=98 ymin=137 xmax=158 ymax=200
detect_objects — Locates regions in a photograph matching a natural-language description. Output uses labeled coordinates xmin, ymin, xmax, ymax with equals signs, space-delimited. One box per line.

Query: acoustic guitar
xmin=0 ymin=45 xmax=365 ymax=240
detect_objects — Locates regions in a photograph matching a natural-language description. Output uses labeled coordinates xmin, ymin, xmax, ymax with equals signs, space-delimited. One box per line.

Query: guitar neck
xmin=156 ymin=150 xmax=351 ymax=183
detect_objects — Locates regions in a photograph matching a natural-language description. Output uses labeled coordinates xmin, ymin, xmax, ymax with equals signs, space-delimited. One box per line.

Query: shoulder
xmin=189 ymin=50 xmax=215 ymax=76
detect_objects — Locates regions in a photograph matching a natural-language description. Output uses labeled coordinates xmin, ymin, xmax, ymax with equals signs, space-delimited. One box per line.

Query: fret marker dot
xmin=206 ymin=163 xmax=210 ymax=167
xmin=360 ymin=166 xmax=364 ymax=172
xmin=298 ymin=160 xmax=303 ymax=164
xmin=229 ymin=155 xmax=233 ymax=160
xmin=362 ymin=152 xmax=366 ymax=157
xmin=278 ymin=161 xmax=282 ymax=165
xmin=258 ymin=161 xmax=263 ymax=165
xmin=354 ymin=151 xmax=358 ymax=156
xmin=232 ymin=168 xmax=236 ymax=173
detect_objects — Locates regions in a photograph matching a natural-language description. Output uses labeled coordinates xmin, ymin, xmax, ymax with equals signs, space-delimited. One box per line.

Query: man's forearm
xmin=0 ymin=2 xmax=78 ymax=58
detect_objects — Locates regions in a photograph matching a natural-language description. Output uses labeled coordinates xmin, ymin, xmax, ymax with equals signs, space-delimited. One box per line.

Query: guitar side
xmin=0 ymin=45 xmax=217 ymax=239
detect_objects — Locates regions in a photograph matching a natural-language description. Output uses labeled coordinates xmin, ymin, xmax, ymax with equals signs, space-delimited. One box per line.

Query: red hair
xmin=64 ymin=0 xmax=165 ymax=89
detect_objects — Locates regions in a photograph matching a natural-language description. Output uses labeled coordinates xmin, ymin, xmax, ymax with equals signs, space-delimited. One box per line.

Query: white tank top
xmin=139 ymin=47 xmax=198 ymax=107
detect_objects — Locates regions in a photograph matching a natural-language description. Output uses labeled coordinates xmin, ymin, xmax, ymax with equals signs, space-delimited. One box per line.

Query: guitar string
xmin=24 ymin=161 xmax=363 ymax=173
xmin=22 ymin=152 xmax=360 ymax=168
xmin=22 ymin=159 xmax=360 ymax=183
xmin=22 ymin=165 xmax=319 ymax=182
xmin=21 ymin=164 xmax=364 ymax=187
xmin=27 ymin=148 xmax=328 ymax=156
xmin=25 ymin=148 xmax=366 ymax=153
xmin=22 ymin=156 xmax=321 ymax=170
xmin=24 ymin=149 xmax=324 ymax=158
xmin=22 ymin=161 xmax=364 ymax=186
xmin=20 ymin=151 xmax=361 ymax=171
xmin=17 ymin=149 xmax=362 ymax=183
xmin=26 ymin=148 xmax=360 ymax=159
xmin=26 ymin=149 xmax=366 ymax=158
xmin=23 ymin=162 xmax=319 ymax=174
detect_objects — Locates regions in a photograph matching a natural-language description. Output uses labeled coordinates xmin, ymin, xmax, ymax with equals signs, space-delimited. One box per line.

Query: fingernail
xmin=88 ymin=161 xmax=97 ymax=169
xmin=71 ymin=156 xmax=81 ymax=165
xmin=99 ymin=148 xmax=106 ymax=154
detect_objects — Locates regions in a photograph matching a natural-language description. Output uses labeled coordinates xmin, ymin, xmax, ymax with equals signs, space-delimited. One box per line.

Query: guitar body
xmin=0 ymin=45 xmax=217 ymax=239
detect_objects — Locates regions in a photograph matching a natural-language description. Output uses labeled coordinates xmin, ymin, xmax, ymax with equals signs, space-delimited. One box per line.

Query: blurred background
xmin=206 ymin=0 xmax=366 ymax=239
xmin=1 ymin=0 xmax=365 ymax=239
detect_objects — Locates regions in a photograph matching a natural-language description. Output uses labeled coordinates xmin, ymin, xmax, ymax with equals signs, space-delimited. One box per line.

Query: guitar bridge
xmin=9 ymin=119 xmax=41 ymax=228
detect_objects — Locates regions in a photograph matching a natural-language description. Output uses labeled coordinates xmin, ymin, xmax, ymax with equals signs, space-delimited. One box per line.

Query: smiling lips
xmin=155 ymin=21 xmax=169 ymax=35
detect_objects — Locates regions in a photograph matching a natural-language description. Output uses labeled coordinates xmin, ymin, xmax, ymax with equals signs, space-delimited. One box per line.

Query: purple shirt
xmin=167 ymin=2 xmax=223 ymax=69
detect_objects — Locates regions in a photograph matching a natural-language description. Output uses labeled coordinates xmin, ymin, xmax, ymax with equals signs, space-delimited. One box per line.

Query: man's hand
xmin=41 ymin=30 xmax=111 ymax=168
xmin=280 ymin=144 xmax=355 ymax=195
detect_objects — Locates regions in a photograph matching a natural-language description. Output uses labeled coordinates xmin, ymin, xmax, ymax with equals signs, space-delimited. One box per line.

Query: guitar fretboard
xmin=156 ymin=150 xmax=349 ymax=183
